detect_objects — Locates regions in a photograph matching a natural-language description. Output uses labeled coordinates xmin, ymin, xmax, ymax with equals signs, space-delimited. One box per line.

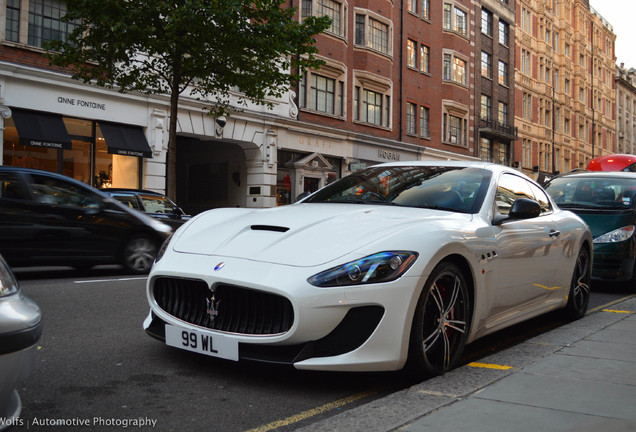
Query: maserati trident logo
xmin=206 ymin=290 xmax=221 ymax=322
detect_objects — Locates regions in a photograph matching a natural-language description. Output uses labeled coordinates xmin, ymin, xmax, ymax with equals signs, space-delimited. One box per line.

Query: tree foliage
xmin=46 ymin=0 xmax=330 ymax=199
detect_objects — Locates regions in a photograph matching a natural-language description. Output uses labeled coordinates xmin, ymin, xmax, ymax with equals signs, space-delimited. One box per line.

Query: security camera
xmin=216 ymin=116 xmax=226 ymax=128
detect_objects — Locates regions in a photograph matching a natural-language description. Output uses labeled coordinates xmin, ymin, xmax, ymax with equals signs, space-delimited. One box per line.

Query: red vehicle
xmin=587 ymin=154 xmax=636 ymax=172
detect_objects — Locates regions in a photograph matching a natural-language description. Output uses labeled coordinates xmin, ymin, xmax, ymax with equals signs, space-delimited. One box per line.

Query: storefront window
xmin=3 ymin=117 xmax=58 ymax=172
xmin=2 ymin=113 xmax=141 ymax=189
xmin=63 ymin=139 xmax=91 ymax=183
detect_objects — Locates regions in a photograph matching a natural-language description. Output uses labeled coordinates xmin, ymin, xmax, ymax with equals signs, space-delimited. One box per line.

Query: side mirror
xmin=494 ymin=198 xmax=541 ymax=225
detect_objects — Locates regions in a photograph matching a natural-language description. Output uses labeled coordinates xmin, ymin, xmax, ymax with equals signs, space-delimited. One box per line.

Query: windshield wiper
xmin=315 ymin=198 xmax=398 ymax=205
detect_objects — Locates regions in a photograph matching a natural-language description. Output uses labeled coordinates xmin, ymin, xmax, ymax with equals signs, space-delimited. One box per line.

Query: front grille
xmin=153 ymin=277 xmax=294 ymax=335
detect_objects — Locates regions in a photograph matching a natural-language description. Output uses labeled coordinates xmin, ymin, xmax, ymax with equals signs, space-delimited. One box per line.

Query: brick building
xmin=514 ymin=0 xmax=616 ymax=181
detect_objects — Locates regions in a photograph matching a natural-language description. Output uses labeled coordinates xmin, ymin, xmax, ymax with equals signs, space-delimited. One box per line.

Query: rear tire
xmin=563 ymin=247 xmax=591 ymax=320
xmin=122 ymin=235 xmax=157 ymax=274
xmin=406 ymin=261 xmax=470 ymax=378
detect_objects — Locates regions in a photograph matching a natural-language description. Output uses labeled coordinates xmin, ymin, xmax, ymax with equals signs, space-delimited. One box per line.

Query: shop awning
xmin=99 ymin=122 xmax=153 ymax=158
xmin=11 ymin=109 xmax=72 ymax=150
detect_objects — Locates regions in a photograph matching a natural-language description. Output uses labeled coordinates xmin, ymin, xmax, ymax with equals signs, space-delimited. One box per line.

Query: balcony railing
xmin=479 ymin=118 xmax=518 ymax=140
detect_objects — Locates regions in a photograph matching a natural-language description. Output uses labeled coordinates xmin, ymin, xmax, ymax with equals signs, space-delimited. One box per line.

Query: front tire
xmin=122 ymin=235 xmax=157 ymax=274
xmin=407 ymin=261 xmax=470 ymax=378
xmin=563 ymin=246 xmax=591 ymax=320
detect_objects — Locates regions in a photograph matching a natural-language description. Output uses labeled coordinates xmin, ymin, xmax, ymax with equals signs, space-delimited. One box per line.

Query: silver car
xmin=0 ymin=254 xmax=41 ymax=430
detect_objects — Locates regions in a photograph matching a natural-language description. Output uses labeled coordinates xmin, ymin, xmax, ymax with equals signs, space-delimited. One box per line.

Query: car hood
xmin=568 ymin=209 xmax=635 ymax=238
xmin=172 ymin=203 xmax=469 ymax=266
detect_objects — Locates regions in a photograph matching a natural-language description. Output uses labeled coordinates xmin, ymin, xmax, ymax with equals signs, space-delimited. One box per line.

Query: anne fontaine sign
xmin=57 ymin=96 xmax=106 ymax=111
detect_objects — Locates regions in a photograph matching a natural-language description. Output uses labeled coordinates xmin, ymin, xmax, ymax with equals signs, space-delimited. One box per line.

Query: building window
xmin=480 ymin=138 xmax=493 ymax=162
xmin=481 ymin=9 xmax=493 ymax=36
xmin=320 ymin=0 xmax=344 ymax=36
xmin=521 ymin=49 xmax=531 ymax=75
xmin=564 ymin=78 xmax=570 ymax=95
xmin=408 ymin=0 xmax=417 ymax=14
xmin=498 ymin=60 xmax=508 ymax=86
xmin=420 ymin=106 xmax=429 ymax=138
xmin=523 ymin=92 xmax=532 ymax=121
xmin=353 ymin=73 xmax=392 ymax=128
xmin=481 ymin=95 xmax=492 ymax=121
xmin=498 ymin=102 xmax=508 ymax=125
xmin=481 ymin=51 xmax=492 ymax=79
xmin=420 ymin=45 xmax=430 ymax=73
xmin=443 ymin=3 xmax=468 ymax=38
xmin=421 ymin=0 xmax=430 ymax=20
xmin=301 ymin=0 xmax=312 ymax=18
xmin=521 ymin=7 xmax=531 ymax=33
xmin=28 ymin=0 xmax=80 ymax=48
xmin=355 ymin=13 xmax=390 ymax=55
xmin=442 ymin=103 xmax=468 ymax=147
xmin=299 ymin=65 xmax=346 ymax=118
xmin=498 ymin=20 xmax=509 ymax=46
xmin=455 ymin=8 xmax=467 ymax=37
xmin=443 ymin=53 xmax=467 ymax=86
xmin=302 ymin=0 xmax=345 ymax=37
xmin=406 ymin=103 xmax=416 ymax=135
xmin=5 ymin=0 xmax=20 ymax=42
xmin=407 ymin=39 xmax=417 ymax=68
xmin=443 ymin=114 xmax=466 ymax=146
xmin=357 ymin=89 xmax=385 ymax=126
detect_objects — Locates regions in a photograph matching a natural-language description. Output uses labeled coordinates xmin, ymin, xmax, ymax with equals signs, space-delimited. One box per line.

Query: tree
xmin=46 ymin=0 xmax=330 ymax=200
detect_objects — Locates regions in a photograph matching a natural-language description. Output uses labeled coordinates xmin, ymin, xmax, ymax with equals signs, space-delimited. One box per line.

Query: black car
xmin=0 ymin=167 xmax=172 ymax=273
xmin=101 ymin=188 xmax=191 ymax=229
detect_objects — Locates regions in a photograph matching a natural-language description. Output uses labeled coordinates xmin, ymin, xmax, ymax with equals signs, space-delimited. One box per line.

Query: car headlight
xmin=0 ymin=256 xmax=19 ymax=297
xmin=151 ymin=219 xmax=173 ymax=234
xmin=308 ymin=251 xmax=418 ymax=287
xmin=593 ymin=225 xmax=635 ymax=243
xmin=155 ymin=233 xmax=173 ymax=263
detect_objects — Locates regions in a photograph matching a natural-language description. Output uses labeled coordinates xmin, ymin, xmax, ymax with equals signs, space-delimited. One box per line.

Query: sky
xmin=589 ymin=0 xmax=636 ymax=68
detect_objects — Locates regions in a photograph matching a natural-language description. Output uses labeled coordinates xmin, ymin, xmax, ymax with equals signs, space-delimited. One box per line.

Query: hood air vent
xmin=251 ymin=225 xmax=289 ymax=233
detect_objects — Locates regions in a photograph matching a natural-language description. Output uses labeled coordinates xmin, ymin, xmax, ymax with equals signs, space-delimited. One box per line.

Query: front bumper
xmin=592 ymin=243 xmax=636 ymax=282
xmin=145 ymin=254 xmax=424 ymax=371
xmin=144 ymin=305 xmax=384 ymax=365
xmin=0 ymin=294 xmax=41 ymax=426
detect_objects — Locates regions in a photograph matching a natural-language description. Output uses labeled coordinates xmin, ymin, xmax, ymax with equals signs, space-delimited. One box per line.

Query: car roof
xmin=0 ymin=166 xmax=106 ymax=191
xmin=374 ymin=160 xmax=534 ymax=181
xmin=550 ymin=170 xmax=636 ymax=180
xmin=102 ymin=188 xmax=166 ymax=196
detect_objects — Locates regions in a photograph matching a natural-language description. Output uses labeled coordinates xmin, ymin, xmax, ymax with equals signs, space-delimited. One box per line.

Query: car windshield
xmin=304 ymin=166 xmax=492 ymax=213
xmin=545 ymin=176 xmax=636 ymax=209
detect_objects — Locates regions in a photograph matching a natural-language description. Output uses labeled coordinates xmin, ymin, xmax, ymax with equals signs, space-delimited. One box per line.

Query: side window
xmin=111 ymin=193 xmax=141 ymax=210
xmin=29 ymin=174 xmax=100 ymax=209
xmin=495 ymin=173 xmax=534 ymax=215
xmin=529 ymin=182 xmax=552 ymax=214
xmin=140 ymin=194 xmax=175 ymax=214
xmin=0 ymin=172 xmax=29 ymax=200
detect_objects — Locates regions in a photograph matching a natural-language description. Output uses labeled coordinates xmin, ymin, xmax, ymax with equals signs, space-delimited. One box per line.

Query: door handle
xmin=549 ymin=229 xmax=561 ymax=238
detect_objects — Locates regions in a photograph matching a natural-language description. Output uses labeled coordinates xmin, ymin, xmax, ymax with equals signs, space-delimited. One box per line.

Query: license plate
xmin=165 ymin=325 xmax=239 ymax=361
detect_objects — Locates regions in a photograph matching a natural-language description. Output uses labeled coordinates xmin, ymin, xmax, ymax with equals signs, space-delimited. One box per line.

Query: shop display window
xmin=2 ymin=114 xmax=141 ymax=189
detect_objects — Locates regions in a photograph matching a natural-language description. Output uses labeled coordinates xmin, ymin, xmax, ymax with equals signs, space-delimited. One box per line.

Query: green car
xmin=544 ymin=171 xmax=636 ymax=286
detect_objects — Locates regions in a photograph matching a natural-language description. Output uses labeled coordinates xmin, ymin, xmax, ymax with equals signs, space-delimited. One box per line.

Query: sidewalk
xmin=297 ymin=295 xmax=636 ymax=432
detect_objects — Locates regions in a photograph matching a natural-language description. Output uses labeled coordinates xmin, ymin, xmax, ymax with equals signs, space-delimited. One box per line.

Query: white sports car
xmin=144 ymin=161 xmax=592 ymax=376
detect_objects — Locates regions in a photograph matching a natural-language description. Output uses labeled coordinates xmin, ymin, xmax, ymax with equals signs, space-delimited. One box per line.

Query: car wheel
xmin=563 ymin=247 xmax=591 ymax=320
xmin=407 ymin=261 xmax=470 ymax=377
xmin=122 ymin=235 xmax=157 ymax=274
